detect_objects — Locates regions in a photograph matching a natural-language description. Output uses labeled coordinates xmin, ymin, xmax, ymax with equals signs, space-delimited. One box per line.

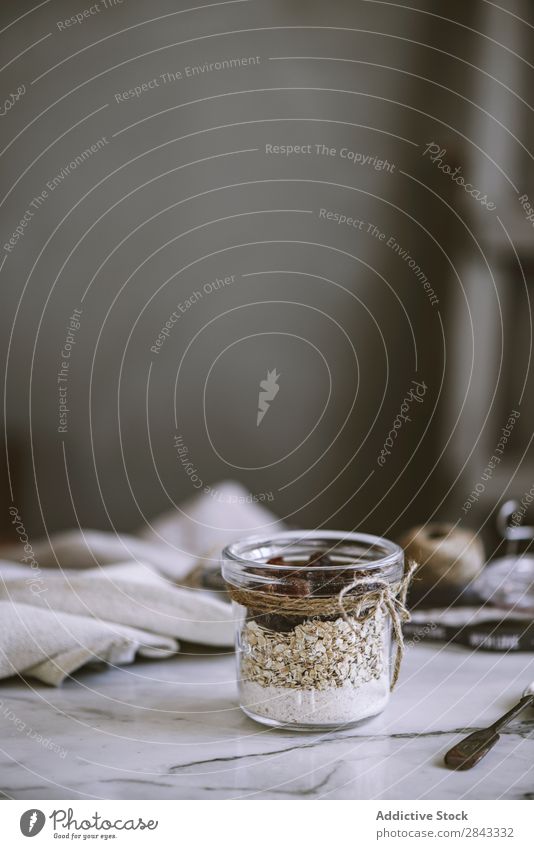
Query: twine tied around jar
xmin=226 ymin=559 xmax=417 ymax=690
xmin=338 ymin=559 xmax=418 ymax=690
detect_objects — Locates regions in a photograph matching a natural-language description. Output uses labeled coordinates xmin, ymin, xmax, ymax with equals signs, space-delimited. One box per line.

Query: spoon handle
xmin=444 ymin=695 xmax=534 ymax=771
xmin=491 ymin=694 xmax=534 ymax=731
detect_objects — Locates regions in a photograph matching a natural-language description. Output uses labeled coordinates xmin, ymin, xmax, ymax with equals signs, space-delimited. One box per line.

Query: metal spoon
xmin=444 ymin=681 xmax=534 ymax=770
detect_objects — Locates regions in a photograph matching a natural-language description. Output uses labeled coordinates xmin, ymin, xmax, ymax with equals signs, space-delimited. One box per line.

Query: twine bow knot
xmin=338 ymin=559 xmax=417 ymax=690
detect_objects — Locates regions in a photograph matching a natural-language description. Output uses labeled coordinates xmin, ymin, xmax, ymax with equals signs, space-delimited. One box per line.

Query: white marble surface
xmin=1 ymin=643 xmax=534 ymax=799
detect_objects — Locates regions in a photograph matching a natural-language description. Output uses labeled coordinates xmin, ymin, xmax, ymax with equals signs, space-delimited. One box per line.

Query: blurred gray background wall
xmin=1 ymin=0 xmax=533 ymax=541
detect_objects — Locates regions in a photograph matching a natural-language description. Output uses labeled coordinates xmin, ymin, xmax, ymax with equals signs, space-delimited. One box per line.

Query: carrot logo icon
xmin=257 ymin=369 xmax=280 ymax=426
xmin=20 ymin=809 xmax=45 ymax=837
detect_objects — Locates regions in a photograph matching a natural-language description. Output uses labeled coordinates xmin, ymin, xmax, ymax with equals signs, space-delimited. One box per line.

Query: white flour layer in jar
xmin=240 ymin=676 xmax=389 ymax=726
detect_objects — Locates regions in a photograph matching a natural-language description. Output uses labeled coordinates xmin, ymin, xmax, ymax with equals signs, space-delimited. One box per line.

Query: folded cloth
xmin=0 ymin=482 xmax=281 ymax=685
xmin=2 ymin=481 xmax=279 ymax=581
xmin=0 ymin=601 xmax=179 ymax=686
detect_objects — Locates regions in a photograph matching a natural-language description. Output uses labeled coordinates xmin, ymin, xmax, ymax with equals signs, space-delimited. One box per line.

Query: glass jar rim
xmin=222 ymin=529 xmax=403 ymax=573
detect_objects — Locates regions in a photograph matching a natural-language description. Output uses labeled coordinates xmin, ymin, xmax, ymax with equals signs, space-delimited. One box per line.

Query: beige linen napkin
xmin=0 ymin=600 xmax=179 ymax=686
xmin=2 ymin=482 xmax=278 ymax=581
xmin=0 ymin=482 xmax=281 ymax=684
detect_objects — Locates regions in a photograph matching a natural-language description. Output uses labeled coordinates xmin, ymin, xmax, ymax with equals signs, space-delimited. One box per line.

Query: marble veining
xmin=1 ymin=644 xmax=534 ymax=799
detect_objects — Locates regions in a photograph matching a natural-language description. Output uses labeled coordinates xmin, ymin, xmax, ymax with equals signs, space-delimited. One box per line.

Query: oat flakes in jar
xmin=222 ymin=531 xmax=414 ymax=731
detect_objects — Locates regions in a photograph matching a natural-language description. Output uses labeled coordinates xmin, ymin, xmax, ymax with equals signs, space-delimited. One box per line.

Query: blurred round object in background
xmin=473 ymin=553 xmax=534 ymax=612
xmin=398 ymin=523 xmax=485 ymax=605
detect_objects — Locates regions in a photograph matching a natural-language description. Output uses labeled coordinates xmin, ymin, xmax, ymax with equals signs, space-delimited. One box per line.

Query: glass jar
xmin=222 ymin=530 xmax=406 ymax=730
